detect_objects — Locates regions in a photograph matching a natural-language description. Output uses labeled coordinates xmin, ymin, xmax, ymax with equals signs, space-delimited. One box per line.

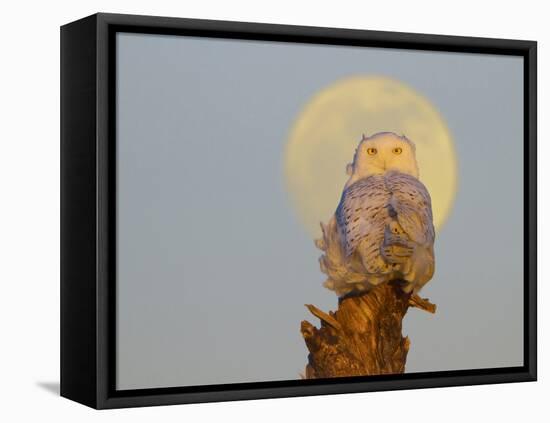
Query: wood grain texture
xmin=301 ymin=282 xmax=435 ymax=378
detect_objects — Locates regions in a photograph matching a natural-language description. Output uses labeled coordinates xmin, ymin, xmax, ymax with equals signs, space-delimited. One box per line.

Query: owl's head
xmin=345 ymin=132 xmax=419 ymax=186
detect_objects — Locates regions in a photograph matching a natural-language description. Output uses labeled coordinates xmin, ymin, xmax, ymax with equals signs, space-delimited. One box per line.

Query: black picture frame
xmin=60 ymin=12 xmax=537 ymax=409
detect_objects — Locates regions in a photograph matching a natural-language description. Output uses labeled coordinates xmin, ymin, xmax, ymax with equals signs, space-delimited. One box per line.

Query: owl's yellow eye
xmin=392 ymin=147 xmax=403 ymax=155
xmin=367 ymin=148 xmax=377 ymax=155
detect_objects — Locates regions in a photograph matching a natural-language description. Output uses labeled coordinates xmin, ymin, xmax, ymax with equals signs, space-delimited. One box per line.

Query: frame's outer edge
xmin=526 ymin=42 xmax=537 ymax=380
xmin=60 ymin=14 xmax=99 ymax=408
xmin=96 ymin=12 xmax=112 ymax=410
xmin=60 ymin=12 xmax=537 ymax=410
xmin=95 ymin=12 xmax=536 ymax=53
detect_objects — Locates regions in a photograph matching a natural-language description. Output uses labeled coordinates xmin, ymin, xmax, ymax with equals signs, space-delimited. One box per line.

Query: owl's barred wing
xmin=385 ymin=171 xmax=435 ymax=246
xmin=335 ymin=172 xmax=434 ymax=279
xmin=329 ymin=171 xmax=435 ymax=295
xmin=335 ymin=176 xmax=391 ymax=273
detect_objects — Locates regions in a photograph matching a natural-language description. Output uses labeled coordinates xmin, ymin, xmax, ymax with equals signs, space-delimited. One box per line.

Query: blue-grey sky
xmin=116 ymin=32 xmax=523 ymax=390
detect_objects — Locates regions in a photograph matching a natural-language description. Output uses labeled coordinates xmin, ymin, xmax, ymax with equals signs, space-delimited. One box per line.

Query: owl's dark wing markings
xmin=335 ymin=175 xmax=391 ymax=273
xmin=384 ymin=171 xmax=435 ymax=247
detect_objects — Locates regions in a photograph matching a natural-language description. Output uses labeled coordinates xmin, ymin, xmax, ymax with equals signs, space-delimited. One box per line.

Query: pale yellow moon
xmin=284 ymin=76 xmax=458 ymax=238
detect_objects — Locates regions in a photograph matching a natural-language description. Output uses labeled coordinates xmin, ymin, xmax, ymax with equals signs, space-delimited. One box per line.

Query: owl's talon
xmin=381 ymin=244 xmax=414 ymax=263
xmin=386 ymin=234 xmax=408 ymax=245
xmin=383 ymin=225 xmax=412 ymax=246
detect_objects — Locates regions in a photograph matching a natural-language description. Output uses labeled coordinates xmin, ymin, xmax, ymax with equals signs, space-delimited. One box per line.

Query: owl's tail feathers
xmin=315 ymin=217 xmax=372 ymax=297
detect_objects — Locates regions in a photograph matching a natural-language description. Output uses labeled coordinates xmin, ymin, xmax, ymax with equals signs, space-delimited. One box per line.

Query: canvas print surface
xmin=115 ymin=32 xmax=523 ymax=390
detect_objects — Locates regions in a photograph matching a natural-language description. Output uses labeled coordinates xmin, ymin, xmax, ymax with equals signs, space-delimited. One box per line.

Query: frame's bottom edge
xmin=94 ymin=370 xmax=536 ymax=409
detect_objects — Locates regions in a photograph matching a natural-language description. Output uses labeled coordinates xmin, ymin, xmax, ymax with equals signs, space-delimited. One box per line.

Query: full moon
xmin=284 ymin=76 xmax=458 ymax=238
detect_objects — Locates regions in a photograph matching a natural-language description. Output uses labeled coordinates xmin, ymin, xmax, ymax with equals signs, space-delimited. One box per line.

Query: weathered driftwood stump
xmin=301 ymin=281 xmax=436 ymax=378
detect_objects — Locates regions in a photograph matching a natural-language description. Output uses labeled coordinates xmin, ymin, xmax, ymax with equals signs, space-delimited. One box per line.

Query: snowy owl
xmin=316 ymin=132 xmax=435 ymax=297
